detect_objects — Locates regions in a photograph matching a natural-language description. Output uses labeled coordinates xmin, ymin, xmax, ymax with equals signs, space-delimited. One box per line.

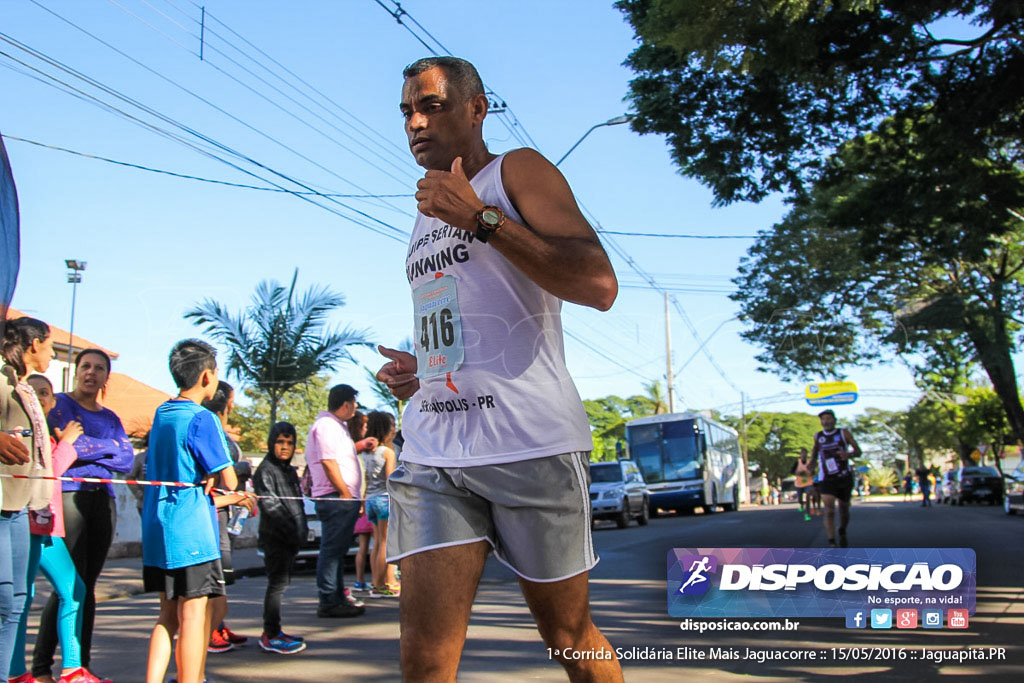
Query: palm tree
xmin=186 ymin=269 xmax=372 ymax=427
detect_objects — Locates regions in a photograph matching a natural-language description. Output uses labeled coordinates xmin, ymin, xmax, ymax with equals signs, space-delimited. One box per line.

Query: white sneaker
xmin=344 ymin=589 xmax=365 ymax=608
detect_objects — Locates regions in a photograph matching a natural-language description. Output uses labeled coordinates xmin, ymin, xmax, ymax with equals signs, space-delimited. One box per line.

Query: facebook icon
xmin=845 ymin=609 xmax=867 ymax=629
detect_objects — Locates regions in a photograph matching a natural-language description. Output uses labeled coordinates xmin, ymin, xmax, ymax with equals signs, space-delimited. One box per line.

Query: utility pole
xmin=64 ymin=259 xmax=86 ymax=391
xmin=664 ymin=292 xmax=674 ymax=413
xmin=740 ymin=391 xmax=750 ymax=503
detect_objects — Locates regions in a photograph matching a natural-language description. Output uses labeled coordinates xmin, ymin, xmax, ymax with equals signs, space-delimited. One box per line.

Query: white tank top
xmin=400 ymin=153 xmax=593 ymax=467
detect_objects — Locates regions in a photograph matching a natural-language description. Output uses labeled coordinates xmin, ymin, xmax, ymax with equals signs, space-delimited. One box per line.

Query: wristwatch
xmin=474 ymin=205 xmax=506 ymax=243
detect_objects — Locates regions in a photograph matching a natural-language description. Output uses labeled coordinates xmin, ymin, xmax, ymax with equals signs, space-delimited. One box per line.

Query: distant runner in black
xmin=810 ymin=409 xmax=862 ymax=547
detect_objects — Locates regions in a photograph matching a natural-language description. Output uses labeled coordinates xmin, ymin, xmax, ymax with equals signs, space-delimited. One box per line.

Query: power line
xmin=27 ymin=0 xmax=414 ymax=222
xmin=0 ymin=35 xmax=410 ymax=242
xmin=0 ymin=134 xmax=415 ymax=199
xmin=599 ymin=230 xmax=757 ymax=239
xmin=109 ymin=0 xmax=422 ymax=187
xmin=563 ymin=329 xmax=651 ymax=381
xmin=171 ymin=0 xmax=414 ymax=171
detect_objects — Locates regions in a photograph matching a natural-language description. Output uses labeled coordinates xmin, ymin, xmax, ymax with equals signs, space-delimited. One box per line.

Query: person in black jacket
xmin=253 ymin=422 xmax=308 ymax=655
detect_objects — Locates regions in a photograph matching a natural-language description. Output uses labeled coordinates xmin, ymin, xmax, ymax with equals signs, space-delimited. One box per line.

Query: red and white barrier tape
xmin=0 ymin=473 xmax=366 ymax=502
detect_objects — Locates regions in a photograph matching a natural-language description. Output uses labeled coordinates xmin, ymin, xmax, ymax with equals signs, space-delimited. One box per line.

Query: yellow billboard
xmin=805 ymin=381 xmax=859 ymax=407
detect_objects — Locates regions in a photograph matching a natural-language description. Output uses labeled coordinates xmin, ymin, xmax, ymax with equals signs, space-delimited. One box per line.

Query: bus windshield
xmin=663 ymin=420 xmax=700 ymax=480
xmin=628 ymin=419 xmax=701 ymax=483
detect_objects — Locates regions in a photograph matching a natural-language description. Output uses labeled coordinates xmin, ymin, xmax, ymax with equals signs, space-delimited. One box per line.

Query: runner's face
xmin=819 ymin=413 xmax=836 ymax=431
xmin=401 ymin=67 xmax=477 ymax=170
xmin=273 ymin=434 xmax=295 ymax=461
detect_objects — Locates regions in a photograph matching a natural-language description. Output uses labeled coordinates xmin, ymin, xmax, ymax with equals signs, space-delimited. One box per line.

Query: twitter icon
xmin=870 ymin=609 xmax=893 ymax=629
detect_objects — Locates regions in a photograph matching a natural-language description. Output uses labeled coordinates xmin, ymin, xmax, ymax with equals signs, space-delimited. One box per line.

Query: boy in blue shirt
xmin=142 ymin=340 xmax=254 ymax=683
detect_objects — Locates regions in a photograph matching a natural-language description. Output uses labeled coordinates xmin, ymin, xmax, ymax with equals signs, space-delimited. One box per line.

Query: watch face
xmin=481 ymin=208 xmax=502 ymax=226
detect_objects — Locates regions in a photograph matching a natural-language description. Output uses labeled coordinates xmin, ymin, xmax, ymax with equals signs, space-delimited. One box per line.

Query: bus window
xmin=628 ymin=424 xmax=663 ymax=483
xmin=663 ymin=420 xmax=699 ymax=480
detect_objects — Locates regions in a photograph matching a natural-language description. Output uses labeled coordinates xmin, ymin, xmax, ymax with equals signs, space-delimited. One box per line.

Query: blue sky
xmin=1 ymin=0 xmax=925 ymax=423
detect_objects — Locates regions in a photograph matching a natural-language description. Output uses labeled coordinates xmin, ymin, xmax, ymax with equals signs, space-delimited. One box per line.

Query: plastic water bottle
xmin=226 ymin=506 xmax=249 ymax=535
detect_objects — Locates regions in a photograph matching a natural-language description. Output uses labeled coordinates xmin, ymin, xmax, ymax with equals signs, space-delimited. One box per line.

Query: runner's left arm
xmin=414 ymin=149 xmax=617 ymax=311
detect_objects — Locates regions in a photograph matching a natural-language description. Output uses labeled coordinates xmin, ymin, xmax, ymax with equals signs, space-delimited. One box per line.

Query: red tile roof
xmin=6 ymin=308 xmax=119 ymax=358
xmin=100 ymin=372 xmax=172 ymax=438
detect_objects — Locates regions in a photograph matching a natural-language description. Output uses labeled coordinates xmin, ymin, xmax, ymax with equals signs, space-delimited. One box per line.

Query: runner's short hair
xmin=817 ymin=409 xmax=836 ymax=418
xmin=403 ymin=56 xmax=484 ymax=102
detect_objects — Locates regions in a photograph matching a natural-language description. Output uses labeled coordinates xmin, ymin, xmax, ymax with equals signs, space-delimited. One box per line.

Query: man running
xmin=811 ymin=409 xmax=861 ymax=547
xmin=377 ymin=56 xmax=621 ymax=682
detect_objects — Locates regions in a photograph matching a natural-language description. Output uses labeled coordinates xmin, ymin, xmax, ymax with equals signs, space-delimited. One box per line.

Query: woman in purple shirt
xmin=32 ymin=349 xmax=131 ymax=683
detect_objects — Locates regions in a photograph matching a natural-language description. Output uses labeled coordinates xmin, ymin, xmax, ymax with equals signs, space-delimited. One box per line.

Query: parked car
xmin=952 ymin=466 xmax=1004 ymax=505
xmin=257 ymin=498 xmax=358 ymax=566
xmin=937 ymin=470 xmax=958 ymax=504
xmin=589 ymin=460 xmax=650 ymax=528
xmin=1004 ymin=463 xmax=1024 ymax=515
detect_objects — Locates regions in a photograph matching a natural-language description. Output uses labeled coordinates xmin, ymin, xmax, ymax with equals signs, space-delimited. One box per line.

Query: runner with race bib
xmin=810 ymin=409 xmax=862 ymax=547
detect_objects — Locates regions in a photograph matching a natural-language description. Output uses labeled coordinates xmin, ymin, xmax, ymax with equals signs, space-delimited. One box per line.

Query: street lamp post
xmin=64 ymin=259 xmax=86 ymax=391
xmin=555 ymin=115 xmax=634 ymax=167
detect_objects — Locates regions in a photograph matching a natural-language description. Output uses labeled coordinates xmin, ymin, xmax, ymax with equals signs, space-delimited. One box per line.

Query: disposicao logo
xmin=676 ymin=555 xmax=718 ymax=596
xmin=667 ymin=548 xmax=976 ymax=618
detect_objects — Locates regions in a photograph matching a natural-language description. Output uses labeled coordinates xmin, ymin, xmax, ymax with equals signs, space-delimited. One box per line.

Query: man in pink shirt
xmin=305 ymin=384 xmax=377 ymax=618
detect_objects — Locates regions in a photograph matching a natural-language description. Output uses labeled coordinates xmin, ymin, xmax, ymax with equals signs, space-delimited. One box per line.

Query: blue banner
xmin=668 ymin=548 xmax=976 ymax=618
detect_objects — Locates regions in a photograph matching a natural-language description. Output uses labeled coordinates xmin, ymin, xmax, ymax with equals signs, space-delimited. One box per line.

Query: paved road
xmin=21 ymin=498 xmax=1024 ymax=681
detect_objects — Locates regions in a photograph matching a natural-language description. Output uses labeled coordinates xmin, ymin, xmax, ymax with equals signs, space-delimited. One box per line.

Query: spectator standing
xmin=304 ymin=385 xmax=376 ymax=618
xmin=915 ymin=464 xmax=932 ymax=507
xmin=10 ymin=374 xmax=96 ymax=683
xmin=252 ymin=422 xmax=307 ymax=655
xmin=362 ymin=411 xmax=399 ymax=597
xmin=141 ymin=340 xmax=253 ymax=683
xmin=200 ymin=381 xmax=246 ymax=653
xmin=1 ymin=318 xmax=55 ymax=682
xmin=33 ymin=350 xmax=132 ymax=682
xmin=346 ymin=412 xmax=373 ymax=593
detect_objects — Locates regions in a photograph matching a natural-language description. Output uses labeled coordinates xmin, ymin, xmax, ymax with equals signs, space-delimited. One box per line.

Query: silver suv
xmin=589 ymin=460 xmax=650 ymax=528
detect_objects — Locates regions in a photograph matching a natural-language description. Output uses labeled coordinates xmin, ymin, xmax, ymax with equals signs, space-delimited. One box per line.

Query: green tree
xmin=619 ymin=1 xmax=1024 ymax=442
xmin=722 ymin=411 xmax=819 ymax=482
xmin=729 ymin=117 xmax=1024 ymax=445
xmin=583 ymin=383 xmax=670 ymax=460
xmin=230 ymin=374 xmax=330 ymax=452
xmin=186 ymin=269 xmax=372 ymax=428
xmin=618 ymin=0 xmax=1024 ymax=204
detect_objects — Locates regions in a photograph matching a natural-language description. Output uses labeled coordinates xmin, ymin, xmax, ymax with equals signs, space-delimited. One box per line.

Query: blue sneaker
xmin=259 ymin=632 xmax=306 ymax=654
xmin=352 ymin=581 xmax=370 ymax=592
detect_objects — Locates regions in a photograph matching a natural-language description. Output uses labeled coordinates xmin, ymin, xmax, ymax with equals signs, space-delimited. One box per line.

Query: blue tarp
xmin=0 ymin=131 xmax=20 ymax=334
xmin=0 ymin=133 xmax=19 ymax=331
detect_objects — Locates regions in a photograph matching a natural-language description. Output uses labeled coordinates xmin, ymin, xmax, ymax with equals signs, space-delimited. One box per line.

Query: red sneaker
xmin=9 ymin=673 xmax=41 ymax=683
xmin=221 ymin=625 xmax=248 ymax=645
xmin=208 ymin=627 xmax=234 ymax=654
xmin=56 ymin=668 xmax=101 ymax=683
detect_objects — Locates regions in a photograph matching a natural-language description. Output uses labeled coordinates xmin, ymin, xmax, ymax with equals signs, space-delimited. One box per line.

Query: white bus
xmin=625 ymin=412 xmax=742 ymax=515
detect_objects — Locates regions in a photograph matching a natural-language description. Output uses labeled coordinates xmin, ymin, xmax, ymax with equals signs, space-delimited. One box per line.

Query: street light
xmin=555 ymin=114 xmax=635 ymax=166
xmin=64 ymin=259 xmax=86 ymax=391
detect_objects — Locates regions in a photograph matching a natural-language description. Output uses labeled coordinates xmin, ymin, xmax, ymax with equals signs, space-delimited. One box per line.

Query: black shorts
xmin=218 ymin=508 xmax=234 ymax=585
xmin=143 ymin=559 xmax=226 ymax=600
xmin=819 ymin=477 xmax=854 ymax=502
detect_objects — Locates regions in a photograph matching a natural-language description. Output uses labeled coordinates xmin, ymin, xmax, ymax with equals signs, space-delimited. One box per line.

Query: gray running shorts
xmin=386 ymin=451 xmax=598 ymax=582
